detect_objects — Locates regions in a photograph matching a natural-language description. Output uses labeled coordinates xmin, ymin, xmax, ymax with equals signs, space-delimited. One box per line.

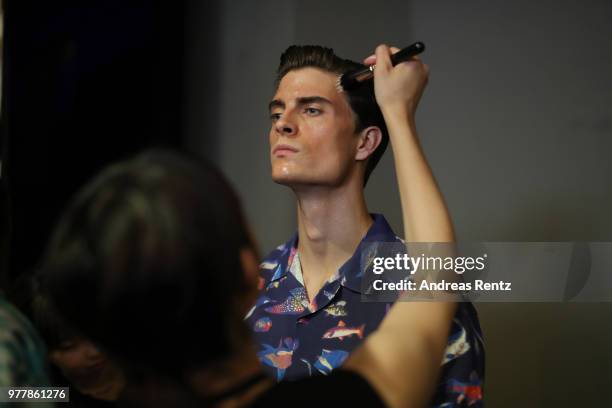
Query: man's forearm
xmin=382 ymin=106 xmax=455 ymax=243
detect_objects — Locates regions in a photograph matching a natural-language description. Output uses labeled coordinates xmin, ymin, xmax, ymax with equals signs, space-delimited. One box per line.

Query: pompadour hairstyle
xmin=276 ymin=45 xmax=389 ymax=186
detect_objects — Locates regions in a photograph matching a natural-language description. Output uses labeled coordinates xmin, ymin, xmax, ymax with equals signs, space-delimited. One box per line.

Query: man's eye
xmin=305 ymin=107 xmax=321 ymax=116
xmin=270 ymin=113 xmax=282 ymax=122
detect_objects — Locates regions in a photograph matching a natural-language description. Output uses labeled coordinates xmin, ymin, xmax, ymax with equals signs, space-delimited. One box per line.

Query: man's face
xmin=269 ymin=67 xmax=359 ymax=187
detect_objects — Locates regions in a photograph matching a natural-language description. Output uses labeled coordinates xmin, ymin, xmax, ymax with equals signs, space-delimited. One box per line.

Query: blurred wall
xmin=184 ymin=1 xmax=612 ymax=406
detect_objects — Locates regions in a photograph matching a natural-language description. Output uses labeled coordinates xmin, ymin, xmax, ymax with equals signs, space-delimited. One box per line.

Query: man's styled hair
xmin=275 ymin=45 xmax=389 ymax=186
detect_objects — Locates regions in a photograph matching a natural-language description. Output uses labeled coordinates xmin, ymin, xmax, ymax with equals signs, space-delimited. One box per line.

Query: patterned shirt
xmin=246 ymin=214 xmax=485 ymax=407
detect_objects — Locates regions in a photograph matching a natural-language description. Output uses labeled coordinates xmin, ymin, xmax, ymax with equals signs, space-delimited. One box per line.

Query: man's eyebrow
xmin=268 ymin=96 xmax=332 ymax=112
xmin=268 ymin=99 xmax=284 ymax=112
xmin=295 ymin=96 xmax=332 ymax=107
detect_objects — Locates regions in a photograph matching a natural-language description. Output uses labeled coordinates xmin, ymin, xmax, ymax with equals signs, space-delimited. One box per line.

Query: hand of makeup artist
xmin=363 ymin=44 xmax=429 ymax=120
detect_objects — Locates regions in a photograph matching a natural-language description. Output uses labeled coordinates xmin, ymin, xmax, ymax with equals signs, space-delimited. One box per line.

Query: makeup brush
xmin=336 ymin=42 xmax=425 ymax=92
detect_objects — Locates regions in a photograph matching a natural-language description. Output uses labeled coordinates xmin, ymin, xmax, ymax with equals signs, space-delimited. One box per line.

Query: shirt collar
xmin=267 ymin=214 xmax=399 ymax=293
xmin=339 ymin=214 xmax=399 ymax=293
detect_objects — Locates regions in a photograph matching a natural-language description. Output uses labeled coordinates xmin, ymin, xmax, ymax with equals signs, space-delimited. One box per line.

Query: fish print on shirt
xmin=313 ymin=349 xmax=349 ymax=375
xmin=443 ymin=320 xmax=471 ymax=364
xmin=254 ymin=317 xmax=273 ymax=333
xmin=300 ymin=349 xmax=349 ymax=376
xmin=441 ymin=372 xmax=483 ymax=407
xmin=265 ymin=287 xmax=310 ymax=315
xmin=322 ymin=320 xmax=365 ymax=341
xmin=244 ymin=295 xmax=273 ymax=320
xmin=324 ymin=300 xmax=348 ymax=317
xmin=257 ymin=337 xmax=299 ymax=381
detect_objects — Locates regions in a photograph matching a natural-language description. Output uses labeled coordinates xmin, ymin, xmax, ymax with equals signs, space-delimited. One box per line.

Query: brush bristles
xmin=336 ymin=73 xmax=359 ymax=93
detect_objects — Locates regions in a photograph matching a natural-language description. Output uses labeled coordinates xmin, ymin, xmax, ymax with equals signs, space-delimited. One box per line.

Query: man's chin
xmin=271 ymin=172 xmax=309 ymax=187
xmin=271 ymin=174 xmax=296 ymax=186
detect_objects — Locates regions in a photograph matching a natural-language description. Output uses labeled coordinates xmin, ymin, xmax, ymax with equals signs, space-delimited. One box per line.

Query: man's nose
xmin=275 ymin=115 xmax=297 ymax=137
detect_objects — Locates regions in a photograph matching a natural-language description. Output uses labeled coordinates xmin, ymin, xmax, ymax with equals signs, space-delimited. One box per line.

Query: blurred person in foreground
xmin=40 ymin=45 xmax=459 ymax=407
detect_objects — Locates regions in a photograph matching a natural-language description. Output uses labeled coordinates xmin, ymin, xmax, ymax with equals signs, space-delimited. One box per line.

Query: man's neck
xmin=293 ymin=179 xmax=372 ymax=298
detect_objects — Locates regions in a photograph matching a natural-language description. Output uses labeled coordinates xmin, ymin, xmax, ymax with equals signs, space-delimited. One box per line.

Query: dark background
xmin=1 ymin=0 xmax=187 ymax=282
xmin=1 ymin=1 xmax=611 ymax=406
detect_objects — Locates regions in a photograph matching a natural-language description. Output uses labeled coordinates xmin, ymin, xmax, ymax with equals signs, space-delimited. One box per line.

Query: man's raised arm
xmin=344 ymin=44 xmax=457 ymax=408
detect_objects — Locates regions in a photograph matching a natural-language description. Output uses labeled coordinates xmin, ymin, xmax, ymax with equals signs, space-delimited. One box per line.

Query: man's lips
xmin=272 ymin=144 xmax=299 ymax=156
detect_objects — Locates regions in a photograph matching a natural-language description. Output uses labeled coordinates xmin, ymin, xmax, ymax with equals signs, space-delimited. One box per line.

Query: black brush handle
xmin=340 ymin=42 xmax=426 ymax=91
xmin=389 ymin=42 xmax=426 ymax=65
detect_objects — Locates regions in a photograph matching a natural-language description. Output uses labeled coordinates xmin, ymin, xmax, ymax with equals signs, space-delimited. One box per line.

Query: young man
xmin=246 ymin=45 xmax=485 ymax=406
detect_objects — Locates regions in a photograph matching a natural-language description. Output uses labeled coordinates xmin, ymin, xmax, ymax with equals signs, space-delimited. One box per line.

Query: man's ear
xmin=355 ymin=126 xmax=382 ymax=161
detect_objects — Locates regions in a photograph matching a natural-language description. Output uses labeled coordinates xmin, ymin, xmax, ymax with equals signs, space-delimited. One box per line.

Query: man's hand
xmin=363 ymin=44 xmax=429 ymax=120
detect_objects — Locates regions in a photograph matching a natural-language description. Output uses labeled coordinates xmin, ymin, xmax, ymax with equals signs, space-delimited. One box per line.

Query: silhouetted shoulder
xmin=251 ymin=369 xmax=385 ymax=407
